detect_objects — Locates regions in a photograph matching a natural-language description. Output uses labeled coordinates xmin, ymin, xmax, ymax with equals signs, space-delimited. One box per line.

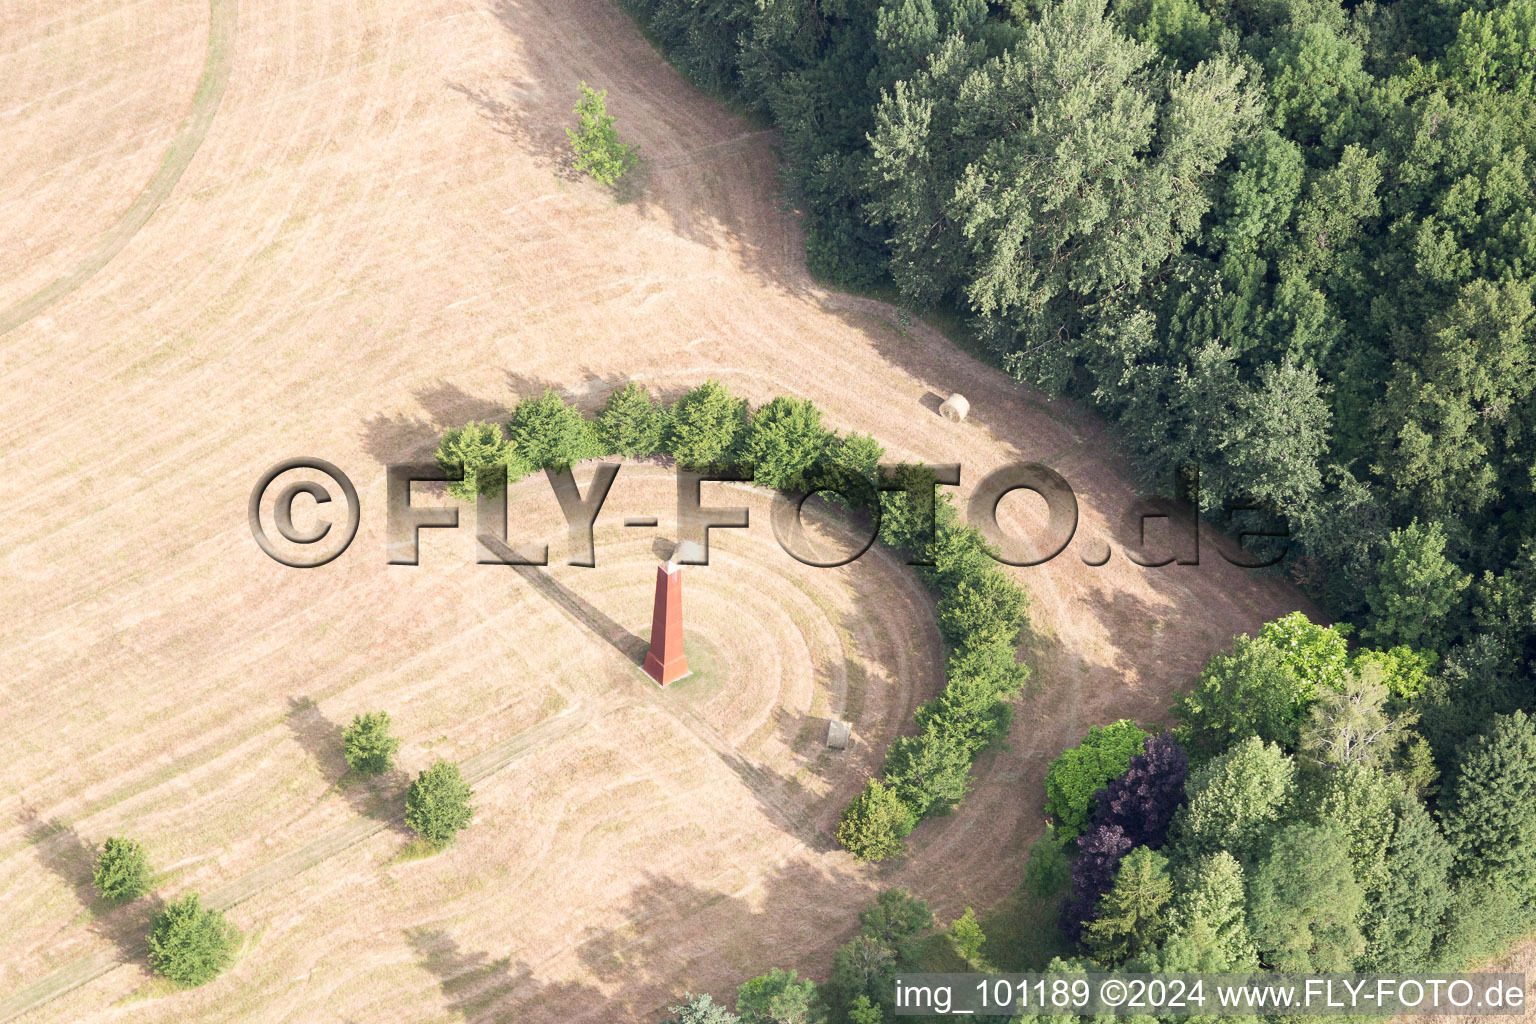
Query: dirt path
xmin=0 ymin=0 xmax=237 ymax=337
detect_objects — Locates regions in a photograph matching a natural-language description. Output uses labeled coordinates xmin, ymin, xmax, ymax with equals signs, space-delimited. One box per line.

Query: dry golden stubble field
xmin=0 ymin=0 xmax=1312 ymax=1018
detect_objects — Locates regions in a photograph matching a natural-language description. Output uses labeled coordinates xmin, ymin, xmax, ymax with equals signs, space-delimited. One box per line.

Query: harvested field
xmin=0 ymin=0 xmax=1312 ymax=1019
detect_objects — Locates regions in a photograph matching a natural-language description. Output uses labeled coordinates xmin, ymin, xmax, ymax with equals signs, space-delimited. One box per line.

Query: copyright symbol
xmin=1100 ymin=980 xmax=1127 ymax=1008
xmin=249 ymin=457 xmax=359 ymax=568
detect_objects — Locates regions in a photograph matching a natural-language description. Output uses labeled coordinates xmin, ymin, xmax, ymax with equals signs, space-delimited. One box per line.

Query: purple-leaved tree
xmin=1061 ymin=734 xmax=1189 ymax=942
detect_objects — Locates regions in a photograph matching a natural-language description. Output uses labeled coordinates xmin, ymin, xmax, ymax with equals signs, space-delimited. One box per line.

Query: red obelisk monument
xmin=643 ymin=558 xmax=689 ymax=685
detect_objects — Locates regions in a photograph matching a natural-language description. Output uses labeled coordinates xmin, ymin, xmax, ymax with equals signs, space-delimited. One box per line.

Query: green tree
xmin=876 ymin=463 xmax=946 ymax=556
xmin=1165 ymin=851 xmax=1254 ymax=969
xmin=884 ymin=722 xmax=974 ymax=816
xmin=936 ymin=570 xmax=1028 ymax=648
xmin=1397 ymin=734 xmax=1440 ymax=801
xmin=820 ymin=431 xmax=885 ymax=512
xmin=92 ymin=836 xmax=152 ymax=903
xmin=1024 ymin=827 xmax=1072 ymax=899
xmin=1175 ymin=639 xmax=1308 ymax=757
xmin=1441 ymin=0 xmax=1536 ymax=99
xmin=1262 ymin=20 xmax=1370 ymax=148
xmin=1111 ymin=0 xmax=1215 ymax=68
xmin=741 ymin=396 xmax=832 ymax=490
xmin=859 ymin=887 xmax=934 ymax=963
xmin=147 ymin=893 xmax=237 ymax=986
xmin=1175 ymin=613 xmax=1350 ymax=757
xmin=836 ymin=780 xmax=916 ymax=861
xmin=342 ymin=711 xmax=399 ymax=775
xmin=1255 ymin=612 xmax=1352 ymax=693
xmin=736 ymin=968 xmax=820 ymax=1024
xmin=435 ymin=421 xmax=524 ymax=500
xmin=1304 ymin=765 xmax=1401 ymax=933
xmin=1357 ymin=794 xmax=1454 ymax=971
xmin=1441 ymin=711 xmax=1536 ymax=899
xmin=666 ymin=380 xmax=748 ymax=470
xmin=1372 ymin=281 xmax=1534 ymax=520
xmin=1362 ymin=520 xmax=1470 ymax=651
xmin=1246 ymin=823 xmax=1364 ymax=971
xmin=1044 ymin=720 xmax=1150 ymax=839
xmin=830 ymin=935 xmax=897 ymax=1018
xmin=1432 ymin=877 xmax=1536 ymax=971
xmin=868 ymin=0 xmax=1259 ymax=370
xmin=1170 ymin=737 xmax=1295 ymax=862
xmin=506 ymin=389 xmax=602 ymax=472
xmin=404 ymin=760 xmax=475 ymax=847
xmin=949 ymin=907 xmax=987 ymax=967
xmin=1299 ymin=663 xmax=1417 ymax=769
xmin=914 ymin=642 xmax=1025 ymax=756
xmin=1350 ymin=645 xmax=1435 ymax=702
xmin=846 ymin=995 xmax=883 ymax=1024
xmin=567 ymin=82 xmax=638 ymax=185
xmin=1217 ymin=357 xmax=1333 ymax=513
xmin=662 ymin=992 xmax=741 ymax=1024
xmin=1210 ymin=129 xmax=1305 ymax=252
xmin=1084 ymin=846 xmax=1174 ymax=965
xmin=597 ymin=381 xmax=668 ymax=456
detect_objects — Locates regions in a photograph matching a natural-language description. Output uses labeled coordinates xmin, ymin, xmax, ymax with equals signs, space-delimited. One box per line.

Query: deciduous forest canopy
xmin=618 ymin=0 xmax=1536 ymax=1017
xmin=620 ymin=0 xmax=1536 ymax=688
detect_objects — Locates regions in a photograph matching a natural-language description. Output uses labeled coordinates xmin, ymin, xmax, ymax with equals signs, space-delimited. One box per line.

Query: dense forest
xmin=613 ymin=0 xmax=1536 ymax=1019
xmin=618 ymin=0 xmax=1536 ymax=670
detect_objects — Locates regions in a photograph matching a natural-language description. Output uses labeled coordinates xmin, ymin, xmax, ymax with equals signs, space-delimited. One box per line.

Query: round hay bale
xmin=939 ymin=393 xmax=969 ymax=422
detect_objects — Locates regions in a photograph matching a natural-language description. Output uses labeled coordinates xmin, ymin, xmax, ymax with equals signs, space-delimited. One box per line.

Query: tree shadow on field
xmin=407 ymin=927 xmax=616 ymax=1023
xmin=1013 ymin=584 xmax=1189 ymax=741
xmin=568 ymin=862 xmax=892 ymax=1020
xmin=512 ymin=564 xmax=649 ymax=666
xmin=360 ymin=381 xmax=513 ymax=467
xmin=465 ymin=0 xmax=803 ymax=293
xmin=505 ymin=370 xmax=635 ymax=413
xmin=16 ymin=807 xmax=161 ymax=968
xmin=360 ymin=375 xmax=644 ymax=471
xmin=283 ymin=697 xmax=411 ymax=834
xmin=445 ymin=79 xmax=582 ymax=183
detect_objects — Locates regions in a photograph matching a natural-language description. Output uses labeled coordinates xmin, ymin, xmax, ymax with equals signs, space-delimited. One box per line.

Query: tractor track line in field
xmin=0 ymin=0 xmax=236 ymax=338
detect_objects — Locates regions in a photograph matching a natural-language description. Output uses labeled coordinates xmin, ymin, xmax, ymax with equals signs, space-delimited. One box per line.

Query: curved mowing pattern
xmin=0 ymin=471 xmax=936 ymax=1021
xmin=0 ymin=0 xmax=237 ymax=338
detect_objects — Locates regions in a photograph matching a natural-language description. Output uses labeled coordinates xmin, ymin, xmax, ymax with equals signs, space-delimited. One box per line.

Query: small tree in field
xmin=950 ymin=907 xmax=988 ymax=967
xmin=342 ymin=711 xmax=399 ymax=775
xmin=93 ymin=837 xmax=152 ymax=903
xmin=147 ymin=893 xmax=237 ymax=986
xmin=506 ymin=388 xmax=602 ymax=471
xmin=568 ymin=82 xmax=638 ymax=185
xmin=405 ymin=760 xmax=474 ymax=847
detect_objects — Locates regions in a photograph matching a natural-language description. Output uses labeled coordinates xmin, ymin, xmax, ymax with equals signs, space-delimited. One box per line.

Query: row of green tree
xmin=87 ymin=711 xmax=475 ymax=989
xmin=436 ymin=381 xmax=1035 ymax=860
xmin=616 ymin=0 xmax=1536 ymax=755
xmin=1036 ymin=611 xmax=1536 ymax=990
xmin=836 ymin=476 xmax=1031 ymax=859
xmin=438 ymin=379 xmax=880 ymax=494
